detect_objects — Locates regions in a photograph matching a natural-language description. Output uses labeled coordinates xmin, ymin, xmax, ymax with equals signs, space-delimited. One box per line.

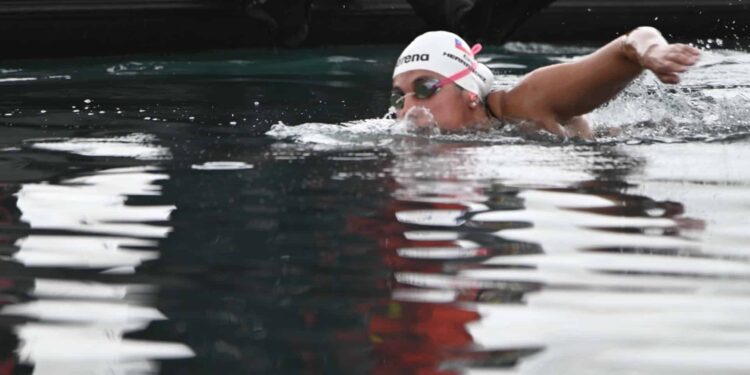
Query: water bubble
xmin=188 ymin=116 xmax=195 ymax=121
xmin=404 ymin=106 xmax=440 ymax=136
xmin=39 ymin=110 xmax=46 ymax=114
xmin=254 ymin=101 xmax=260 ymax=106
xmin=229 ymin=121 xmax=237 ymax=126
xmin=83 ymin=99 xmax=92 ymax=104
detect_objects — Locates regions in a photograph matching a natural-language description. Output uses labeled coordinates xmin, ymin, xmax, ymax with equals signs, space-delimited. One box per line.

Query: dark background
xmin=0 ymin=0 xmax=748 ymax=58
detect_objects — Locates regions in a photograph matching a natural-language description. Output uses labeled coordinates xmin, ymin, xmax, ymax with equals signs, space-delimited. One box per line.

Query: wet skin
xmin=392 ymin=70 xmax=489 ymax=132
xmin=392 ymin=27 xmax=700 ymax=140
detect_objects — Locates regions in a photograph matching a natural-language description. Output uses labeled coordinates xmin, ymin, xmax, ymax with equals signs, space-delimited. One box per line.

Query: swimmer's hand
xmin=622 ymin=27 xmax=700 ymax=84
xmin=640 ymin=43 xmax=700 ymax=84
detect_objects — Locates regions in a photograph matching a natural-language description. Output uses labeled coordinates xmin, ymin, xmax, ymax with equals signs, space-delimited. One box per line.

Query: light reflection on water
xmin=0 ymin=140 xmax=192 ymax=374
xmin=0 ymin=43 xmax=748 ymax=374
xmin=380 ymin=141 xmax=750 ymax=374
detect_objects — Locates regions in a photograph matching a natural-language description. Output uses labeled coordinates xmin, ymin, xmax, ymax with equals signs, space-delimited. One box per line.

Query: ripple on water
xmin=27 ymin=133 xmax=171 ymax=160
xmin=0 ymin=162 xmax=193 ymax=373
xmin=191 ymin=161 xmax=254 ymax=170
xmin=2 ymin=42 xmax=750 ymax=375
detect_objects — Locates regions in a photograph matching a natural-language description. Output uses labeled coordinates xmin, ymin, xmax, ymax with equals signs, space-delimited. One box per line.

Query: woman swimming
xmin=391 ymin=27 xmax=701 ymax=139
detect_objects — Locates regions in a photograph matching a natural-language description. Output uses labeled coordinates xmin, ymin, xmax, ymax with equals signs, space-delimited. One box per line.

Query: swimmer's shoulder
xmin=496 ymin=83 xmax=555 ymax=125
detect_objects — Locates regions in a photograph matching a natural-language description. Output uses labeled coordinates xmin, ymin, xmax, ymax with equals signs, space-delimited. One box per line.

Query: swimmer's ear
xmin=468 ymin=93 xmax=479 ymax=108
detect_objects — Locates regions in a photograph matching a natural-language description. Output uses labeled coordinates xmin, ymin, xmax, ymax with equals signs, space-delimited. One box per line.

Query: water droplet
xmin=84 ymin=99 xmax=92 ymax=104
xmin=404 ymin=106 xmax=439 ymax=136
xmin=188 ymin=116 xmax=195 ymax=121
xmin=39 ymin=110 xmax=46 ymax=114
xmin=254 ymin=101 xmax=260 ymax=106
xmin=229 ymin=121 xmax=237 ymax=126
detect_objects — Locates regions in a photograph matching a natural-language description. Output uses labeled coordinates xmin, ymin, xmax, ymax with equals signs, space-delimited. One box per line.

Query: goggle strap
xmin=471 ymin=43 xmax=483 ymax=56
xmin=436 ymin=60 xmax=478 ymax=88
xmin=436 ymin=43 xmax=483 ymax=88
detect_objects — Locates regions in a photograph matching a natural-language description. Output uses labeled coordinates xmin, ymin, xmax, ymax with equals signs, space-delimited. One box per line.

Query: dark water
xmin=0 ymin=43 xmax=749 ymax=374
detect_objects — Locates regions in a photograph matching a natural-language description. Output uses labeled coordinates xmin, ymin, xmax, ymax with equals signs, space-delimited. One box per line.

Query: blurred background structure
xmin=1 ymin=0 xmax=749 ymax=57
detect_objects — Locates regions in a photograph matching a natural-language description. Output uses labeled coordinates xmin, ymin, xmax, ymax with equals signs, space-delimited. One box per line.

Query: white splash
xmin=191 ymin=161 xmax=254 ymax=170
xmin=29 ymin=133 xmax=171 ymax=160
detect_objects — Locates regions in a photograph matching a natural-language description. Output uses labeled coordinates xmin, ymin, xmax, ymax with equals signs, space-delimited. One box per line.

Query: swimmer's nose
xmin=397 ymin=95 xmax=420 ymax=117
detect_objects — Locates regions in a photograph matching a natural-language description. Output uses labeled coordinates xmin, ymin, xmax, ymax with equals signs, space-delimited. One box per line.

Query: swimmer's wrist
xmin=622 ymin=27 xmax=668 ymax=67
xmin=621 ymin=34 xmax=642 ymax=67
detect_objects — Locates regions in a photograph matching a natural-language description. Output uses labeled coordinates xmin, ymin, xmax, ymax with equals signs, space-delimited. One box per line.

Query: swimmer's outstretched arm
xmin=488 ymin=26 xmax=700 ymax=138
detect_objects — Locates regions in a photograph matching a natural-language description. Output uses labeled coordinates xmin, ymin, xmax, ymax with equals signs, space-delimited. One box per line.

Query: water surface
xmin=0 ymin=42 xmax=749 ymax=374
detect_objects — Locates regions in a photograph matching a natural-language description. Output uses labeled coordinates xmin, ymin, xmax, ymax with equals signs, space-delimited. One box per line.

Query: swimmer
xmin=391 ymin=27 xmax=701 ymax=139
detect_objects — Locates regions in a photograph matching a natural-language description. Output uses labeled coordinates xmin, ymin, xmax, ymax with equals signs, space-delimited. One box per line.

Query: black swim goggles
xmin=390 ymin=77 xmax=445 ymax=110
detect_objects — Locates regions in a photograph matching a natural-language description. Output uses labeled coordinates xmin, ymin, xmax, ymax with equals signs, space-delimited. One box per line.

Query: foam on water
xmin=28 ymin=133 xmax=171 ymax=160
xmin=267 ymin=48 xmax=750 ymax=146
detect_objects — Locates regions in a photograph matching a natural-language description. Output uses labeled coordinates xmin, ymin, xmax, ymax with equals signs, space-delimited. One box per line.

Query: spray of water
xmin=402 ymin=106 xmax=440 ymax=137
xmin=268 ymin=48 xmax=750 ymax=147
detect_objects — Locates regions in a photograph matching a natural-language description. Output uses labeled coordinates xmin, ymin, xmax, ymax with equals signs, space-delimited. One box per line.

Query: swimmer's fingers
xmin=645 ymin=44 xmax=701 ymax=84
xmin=541 ymin=120 xmax=567 ymax=138
xmin=668 ymin=46 xmax=700 ymax=66
xmin=669 ymin=53 xmax=699 ymax=67
xmin=654 ymin=67 xmax=682 ymax=84
xmin=675 ymin=43 xmax=701 ymax=57
xmin=658 ymin=72 xmax=681 ymax=84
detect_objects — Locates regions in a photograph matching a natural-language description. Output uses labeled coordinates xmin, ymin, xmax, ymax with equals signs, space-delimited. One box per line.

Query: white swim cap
xmin=393 ymin=31 xmax=494 ymax=100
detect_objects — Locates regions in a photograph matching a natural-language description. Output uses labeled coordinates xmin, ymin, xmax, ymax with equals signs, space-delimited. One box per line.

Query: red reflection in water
xmin=347 ymin=181 xmax=483 ymax=374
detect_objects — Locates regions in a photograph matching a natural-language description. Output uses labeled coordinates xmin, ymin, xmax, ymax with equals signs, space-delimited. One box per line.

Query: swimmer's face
xmin=392 ymin=70 xmax=476 ymax=132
